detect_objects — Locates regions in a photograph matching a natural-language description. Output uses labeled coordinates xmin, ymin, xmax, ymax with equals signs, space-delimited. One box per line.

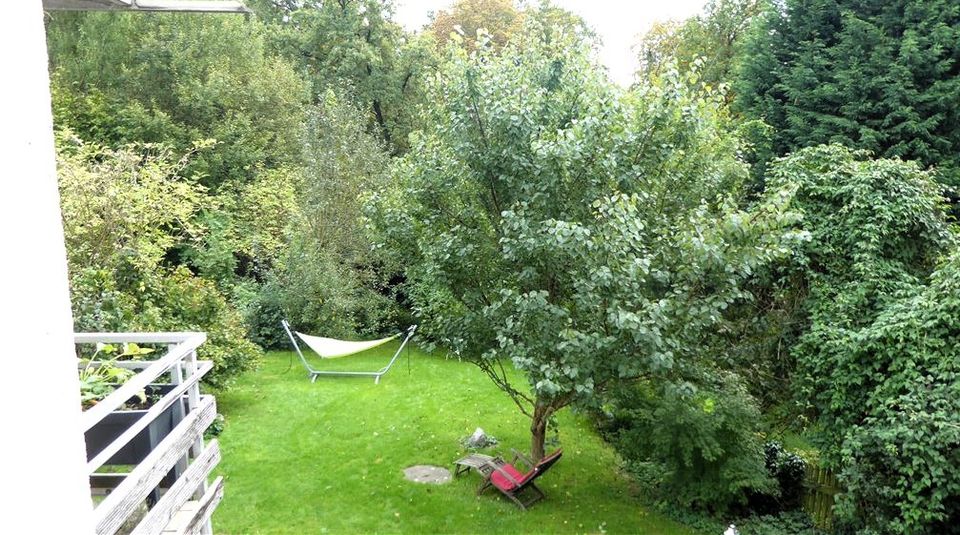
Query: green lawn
xmin=212 ymin=345 xmax=698 ymax=534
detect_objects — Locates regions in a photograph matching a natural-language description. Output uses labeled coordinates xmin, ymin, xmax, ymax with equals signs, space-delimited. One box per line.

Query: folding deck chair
xmin=281 ymin=320 xmax=417 ymax=384
xmin=478 ymin=448 xmax=563 ymax=510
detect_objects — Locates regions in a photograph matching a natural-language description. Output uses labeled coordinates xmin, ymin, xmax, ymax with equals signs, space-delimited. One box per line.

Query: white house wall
xmin=0 ymin=1 xmax=93 ymax=532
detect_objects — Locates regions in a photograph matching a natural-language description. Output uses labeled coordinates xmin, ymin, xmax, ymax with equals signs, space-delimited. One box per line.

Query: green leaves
xmin=269 ymin=0 xmax=438 ymax=153
xmin=370 ymin=17 xmax=801 ymax=466
xmin=770 ymin=145 xmax=960 ymax=532
xmin=59 ymin=137 xmax=262 ymax=388
xmin=78 ymin=347 xmax=136 ymax=409
xmin=119 ymin=343 xmax=154 ymax=359
xmin=636 ymin=0 xmax=763 ymax=93
xmin=601 ymin=371 xmax=775 ymax=512
xmin=46 ymin=12 xmax=307 ymax=189
xmin=735 ymin=0 xmax=960 ymax=191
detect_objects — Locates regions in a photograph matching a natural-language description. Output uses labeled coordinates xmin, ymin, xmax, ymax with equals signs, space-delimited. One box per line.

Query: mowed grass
xmin=212 ymin=345 xmax=698 ymax=534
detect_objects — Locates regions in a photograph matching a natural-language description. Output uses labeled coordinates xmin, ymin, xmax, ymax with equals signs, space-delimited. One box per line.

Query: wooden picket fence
xmin=802 ymin=464 xmax=840 ymax=530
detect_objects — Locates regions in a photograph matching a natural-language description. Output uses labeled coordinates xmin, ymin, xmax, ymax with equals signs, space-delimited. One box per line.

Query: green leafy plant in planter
xmin=78 ymin=342 xmax=155 ymax=409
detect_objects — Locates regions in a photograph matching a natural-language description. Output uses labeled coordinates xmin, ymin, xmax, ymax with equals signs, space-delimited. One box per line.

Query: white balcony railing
xmin=75 ymin=332 xmax=222 ymax=535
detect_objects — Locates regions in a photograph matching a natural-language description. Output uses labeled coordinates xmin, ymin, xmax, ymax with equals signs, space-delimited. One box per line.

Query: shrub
xmin=748 ymin=441 xmax=807 ymax=514
xmin=601 ymin=372 xmax=774 ymax=512
xmin=186 ymin=167 xmax=301 ymax=290
xmin=244 ymin=283 xmax=289 ymax=350
xmin=59 ymin=134 xmax=262 ymax=388
xmin=154 ymin=268 xmax=262 ymax=389
xmin=266 ymin=240 xmax=402 ymax=339
xmin=764 ymin=442 xmax=806 ymax=511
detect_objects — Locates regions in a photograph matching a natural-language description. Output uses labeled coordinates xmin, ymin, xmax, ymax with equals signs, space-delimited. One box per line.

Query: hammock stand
xmin=281 ymin=320 xmax=417 ymax=384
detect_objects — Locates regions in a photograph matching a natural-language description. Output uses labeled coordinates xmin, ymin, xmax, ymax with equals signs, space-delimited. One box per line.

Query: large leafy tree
xmin=370 ymin=26 xmax=805 ymax=459
xmin=428 ymin=0 xmax=593 ymax=53
xmin=260 ymin=0 xmax=438 ymax=153
xmin=265 ymin=91 xmax=402 ymax=342
xmin=735 ymin=0 xmax=960 ymax=191
xmin=46 ymin=12 xmax=307 ymax=190
xmin=635 ymin=0 xmax=763 ymax=95
xmin=430 ymin=0 xmax=523 ymax=51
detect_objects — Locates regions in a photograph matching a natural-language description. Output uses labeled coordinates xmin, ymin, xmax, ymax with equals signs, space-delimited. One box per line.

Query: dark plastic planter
xmin=84 ymin=384 xmax=184 ymax=465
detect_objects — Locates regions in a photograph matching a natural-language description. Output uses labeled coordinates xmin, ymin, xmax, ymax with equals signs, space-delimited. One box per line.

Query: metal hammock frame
xmin=281 ymin=320 xmax=417 ymax=384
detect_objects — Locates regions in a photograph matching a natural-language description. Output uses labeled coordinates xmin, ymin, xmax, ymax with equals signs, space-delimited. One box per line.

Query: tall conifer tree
xmin=736 ymin=0 xmax=960 ymax=191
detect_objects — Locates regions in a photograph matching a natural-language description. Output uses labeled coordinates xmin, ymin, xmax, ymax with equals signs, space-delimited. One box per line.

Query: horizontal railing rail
xmin=75 ymin=332 xmax=207 ymax=344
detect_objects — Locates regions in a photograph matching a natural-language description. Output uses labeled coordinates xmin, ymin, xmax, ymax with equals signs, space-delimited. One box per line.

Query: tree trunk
xmin=371 ymin=99 xmax=391 ymax=145
xmin=530 ymin=402 xmax=553 ymax=462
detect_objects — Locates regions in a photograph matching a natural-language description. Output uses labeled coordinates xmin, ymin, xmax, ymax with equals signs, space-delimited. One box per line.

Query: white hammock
xmin=294 ymin=331 xmax=399 ymax=359
xmin=281 ymin=320 xmax=417 ymax=384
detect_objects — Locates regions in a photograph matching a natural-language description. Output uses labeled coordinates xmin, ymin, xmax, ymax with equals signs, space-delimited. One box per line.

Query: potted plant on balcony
xmin=81 ymin=343 xmax=184 ymax=466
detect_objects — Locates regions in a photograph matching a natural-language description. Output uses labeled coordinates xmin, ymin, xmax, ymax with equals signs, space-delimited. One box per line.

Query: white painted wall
xmin=0 ymin=1 xmax=93 ymax=532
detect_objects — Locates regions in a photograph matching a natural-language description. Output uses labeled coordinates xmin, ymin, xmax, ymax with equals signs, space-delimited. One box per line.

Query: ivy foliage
xmin=832 ymin=253 xmax=960 ymax=533
xmin=768 ymin=145 xmax=953 ymax=430
xmin=768 ymin=145 xmax=958 ymax=532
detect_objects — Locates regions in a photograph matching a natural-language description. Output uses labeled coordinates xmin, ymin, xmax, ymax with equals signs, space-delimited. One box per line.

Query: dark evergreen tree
xmin=736 ymin=0 xmax=960 ymax=192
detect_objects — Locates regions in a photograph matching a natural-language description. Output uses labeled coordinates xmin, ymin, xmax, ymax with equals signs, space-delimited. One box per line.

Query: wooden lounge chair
xmin=478 ymin=448 xmax=563 ymax=510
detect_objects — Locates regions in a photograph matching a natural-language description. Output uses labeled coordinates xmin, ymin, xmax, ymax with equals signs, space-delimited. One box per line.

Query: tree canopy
xmin=430 ymin=0 xmax=523 ymax=51
xmin=369 ymin=25 xmax=806 ymax=460
xmin=258 ymin=0 xmax=438 ymax=153
xmin=47 ymin=12 xmax=307 ymax=190
xmin=636 ymin=0 xmax=762 ymax=94
xmin=735 ymin=0 xmax=960 ymax=191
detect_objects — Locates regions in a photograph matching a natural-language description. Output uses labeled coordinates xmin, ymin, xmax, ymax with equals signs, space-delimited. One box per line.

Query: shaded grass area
xmin=213 ymin=345 xmax=698 ymax=534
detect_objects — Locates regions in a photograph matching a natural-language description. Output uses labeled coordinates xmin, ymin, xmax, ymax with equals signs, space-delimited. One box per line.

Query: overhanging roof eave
xmin=43 ymin=0 xmax=251 ymax=14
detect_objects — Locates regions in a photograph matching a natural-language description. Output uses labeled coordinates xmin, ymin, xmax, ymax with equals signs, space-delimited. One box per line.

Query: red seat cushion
xmin=490 ymin=464 xmax=527 ymax=491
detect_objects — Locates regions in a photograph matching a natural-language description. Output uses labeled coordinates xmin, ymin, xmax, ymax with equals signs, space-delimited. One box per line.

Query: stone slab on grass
xmin=403 ymin=465 xmax=452 ymax=485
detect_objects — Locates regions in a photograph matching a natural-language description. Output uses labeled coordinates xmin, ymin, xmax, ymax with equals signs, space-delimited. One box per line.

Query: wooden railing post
xmin=170 ymin=347 xmax=189 ymax=478
xmin=185 ymin=348 xmax=212 ymax=535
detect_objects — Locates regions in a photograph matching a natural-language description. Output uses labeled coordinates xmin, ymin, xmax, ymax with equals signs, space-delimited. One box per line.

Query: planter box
xmin=85 ymin=384 xmax=184 ymax=466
